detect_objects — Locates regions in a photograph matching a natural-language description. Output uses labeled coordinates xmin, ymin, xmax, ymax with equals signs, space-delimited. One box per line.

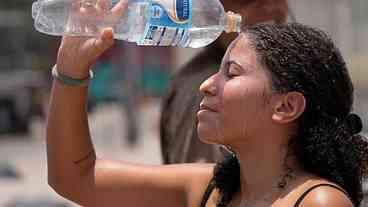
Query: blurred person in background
xmin=116 ymin=42 xmax=141 ymax=146
xmin=160 ymin=0 xmax=289 ymax=164
xmin=113 ymin=43 xmax=173 ymax=146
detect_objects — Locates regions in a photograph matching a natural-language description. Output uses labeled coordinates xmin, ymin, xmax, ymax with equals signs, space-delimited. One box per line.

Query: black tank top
xmin=199 ymin=179 xmax=350 ymax=207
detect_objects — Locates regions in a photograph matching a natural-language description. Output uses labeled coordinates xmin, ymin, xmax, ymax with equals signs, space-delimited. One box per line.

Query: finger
xmin=111 ymin=0 xmax=128 ymax=19
xmin=71 ymin=0 xmax=81 ymax=12
xmin=79 ymin=0 xmax=97 ymax=11
xmin=101 ymin=27 xmax=114 ymax=41
xmin=93 ymin=27 xmax=115 ymax=56
xmin=80 ymin=0 xmax=99 ymax=15
xmin=97 ymin=0 xmax=111 ymax=11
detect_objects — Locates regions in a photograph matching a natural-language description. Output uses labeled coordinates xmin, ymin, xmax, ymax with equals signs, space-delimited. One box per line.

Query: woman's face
xmin=197 ymin=34 xmax=276 ymax=145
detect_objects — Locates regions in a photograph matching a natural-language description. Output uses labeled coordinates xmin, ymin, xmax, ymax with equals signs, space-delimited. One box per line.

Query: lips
xmin=199 ymin=103 xmax=217 ymax=112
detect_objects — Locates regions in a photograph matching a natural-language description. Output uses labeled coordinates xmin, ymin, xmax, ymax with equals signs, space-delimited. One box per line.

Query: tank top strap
xmin=199 ymin=178 xmax=217 ymax=207
xmin=293 ymin=183 xmax=349 ymax=207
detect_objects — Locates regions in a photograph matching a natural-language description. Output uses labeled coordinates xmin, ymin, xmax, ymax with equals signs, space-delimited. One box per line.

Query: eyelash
xmin=226 ymin=71 xmax=237 ymax=78
xmin=226 ymin=65 xmax=240 ymax=78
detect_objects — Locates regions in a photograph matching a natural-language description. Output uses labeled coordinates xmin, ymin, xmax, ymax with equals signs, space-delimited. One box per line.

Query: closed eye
xmin=227 ymin=62 xmax=242 ymax=78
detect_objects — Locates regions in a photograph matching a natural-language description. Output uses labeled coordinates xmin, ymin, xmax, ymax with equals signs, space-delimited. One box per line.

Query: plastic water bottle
xmin=32 ymin=0 xmax=242 ymax=48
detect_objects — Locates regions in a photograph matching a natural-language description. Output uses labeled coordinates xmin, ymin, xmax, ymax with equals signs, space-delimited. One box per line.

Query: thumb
xmin=93 ymin=27 xmax=115 ymax=55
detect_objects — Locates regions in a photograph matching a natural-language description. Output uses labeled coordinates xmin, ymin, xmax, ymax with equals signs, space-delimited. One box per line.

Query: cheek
xmin=220 ymin=80 xmax=271 ymax=139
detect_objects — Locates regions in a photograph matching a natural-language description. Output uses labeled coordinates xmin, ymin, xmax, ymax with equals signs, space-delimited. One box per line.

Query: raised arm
xmin=46 ymin=1 xmax=213 ymax=206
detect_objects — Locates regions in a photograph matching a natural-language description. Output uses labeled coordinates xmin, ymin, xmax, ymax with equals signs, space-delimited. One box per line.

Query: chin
xmin=197 ymin=128 xmax=221 ymax=145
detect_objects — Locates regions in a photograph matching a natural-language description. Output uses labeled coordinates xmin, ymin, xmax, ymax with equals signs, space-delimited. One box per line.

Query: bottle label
xmin=138 ymin=0 xmax=192 ymax=46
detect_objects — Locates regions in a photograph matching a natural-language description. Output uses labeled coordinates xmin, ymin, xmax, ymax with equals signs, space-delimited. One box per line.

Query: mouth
xmin=199 ymin=103 xmax=217 ymax=112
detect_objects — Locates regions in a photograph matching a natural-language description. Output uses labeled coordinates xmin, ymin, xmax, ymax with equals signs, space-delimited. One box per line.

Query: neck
xmin=230 ymin=132 xmax=300 ymax=203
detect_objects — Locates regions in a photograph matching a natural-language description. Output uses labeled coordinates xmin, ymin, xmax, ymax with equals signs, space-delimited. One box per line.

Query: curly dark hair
xmin=213 ymin=23 xmax=368 ymax=207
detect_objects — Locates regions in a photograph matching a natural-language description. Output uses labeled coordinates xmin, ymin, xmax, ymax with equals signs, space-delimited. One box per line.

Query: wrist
xmin=52 ymin=65 xmax=93 ymax=87
xmin=54 ymin=65 xmax=89 ymax=79
xmin=55 ymin=64 xmax=91 ymax=79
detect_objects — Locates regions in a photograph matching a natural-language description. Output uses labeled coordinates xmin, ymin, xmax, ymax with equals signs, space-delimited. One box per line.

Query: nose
xmin=199 ymin=73 xmax=218 ymax=96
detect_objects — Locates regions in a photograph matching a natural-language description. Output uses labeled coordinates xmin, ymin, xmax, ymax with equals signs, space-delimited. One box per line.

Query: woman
xmin=47 ymin=1 xmax=368 ymax=206
xmin=160 ymin=0 xmax=289 ymax=164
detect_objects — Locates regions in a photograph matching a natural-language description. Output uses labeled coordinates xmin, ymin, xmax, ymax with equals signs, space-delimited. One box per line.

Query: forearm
xmin=46 ymin=79 xmax=96 ymax=192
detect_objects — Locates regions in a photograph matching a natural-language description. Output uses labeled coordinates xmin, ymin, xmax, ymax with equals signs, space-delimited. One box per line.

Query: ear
xmin=271 ymin=92 xmax=306 ymax=124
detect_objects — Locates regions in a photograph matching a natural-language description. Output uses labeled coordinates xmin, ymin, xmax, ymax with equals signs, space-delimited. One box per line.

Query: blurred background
xmin=0 ymin=0 xmax=367 ymax=206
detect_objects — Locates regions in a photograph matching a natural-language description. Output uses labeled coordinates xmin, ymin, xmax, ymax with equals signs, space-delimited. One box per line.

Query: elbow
xmin=48 ymin=172 xmax=94 ymax=206
xmin=48 ymin=175 xmax=84 ymax=204
xmin=46 ymin=158 xmax=97 ymax=204
xmin=48 ymin=175 xmax=73 ymax=200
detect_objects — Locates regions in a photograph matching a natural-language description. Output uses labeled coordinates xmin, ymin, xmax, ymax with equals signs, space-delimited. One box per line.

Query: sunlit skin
xmin=197 ymin=34 xmax=300 ymax=203
xmin=196 ymin=0 xmax=290 ymax=143
xmin=197 ymin=34 xmax=352 ymax=206
xmin=197 ymin=34 xmax=276 ymax=147
xmin=46 ymin=0 xmax=353 ymax=206
xmin=193 ymin=0 xmax=290 ymax=146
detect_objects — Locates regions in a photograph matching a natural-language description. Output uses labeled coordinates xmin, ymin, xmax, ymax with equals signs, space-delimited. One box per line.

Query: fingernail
xmin=103 ymin=28 xmax=113 ymax=39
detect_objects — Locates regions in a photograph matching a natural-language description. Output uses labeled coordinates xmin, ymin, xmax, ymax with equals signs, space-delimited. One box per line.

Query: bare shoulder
xmin=170 ymin=163 xmax=216 ymax=207
xmin=161 ymin=163 xmax=216 ymax=207
xmin=299 ymin=183 xmax=353 ymax=207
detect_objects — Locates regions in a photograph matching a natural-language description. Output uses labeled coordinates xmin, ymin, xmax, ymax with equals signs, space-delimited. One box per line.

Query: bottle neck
xmin=224 ymin=11 xmax=242 ymax=33
xmin=32 ymin=1 xmax=41 ymax=19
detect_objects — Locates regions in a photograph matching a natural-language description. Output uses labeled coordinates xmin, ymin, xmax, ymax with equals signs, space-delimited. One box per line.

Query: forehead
xmin=225 ymin=34 xmax=258 ymax=67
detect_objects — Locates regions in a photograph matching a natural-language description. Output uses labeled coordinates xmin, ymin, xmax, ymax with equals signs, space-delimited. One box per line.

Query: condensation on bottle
xmin=32 ymin=0 xmax=242 ymax=48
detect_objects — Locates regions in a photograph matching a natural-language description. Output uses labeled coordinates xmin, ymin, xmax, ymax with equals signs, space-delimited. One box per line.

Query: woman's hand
xmin=56 ymin=0 xmax=128 ymax=78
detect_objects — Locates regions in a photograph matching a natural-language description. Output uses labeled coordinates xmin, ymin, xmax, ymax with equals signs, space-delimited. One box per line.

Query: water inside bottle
xmin=185 ymin=26 xmax=223 ymax=48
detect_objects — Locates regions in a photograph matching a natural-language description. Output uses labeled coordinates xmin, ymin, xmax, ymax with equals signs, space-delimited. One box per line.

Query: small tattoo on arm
xmin=74 ymin=150 xmax=95 ymax=165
